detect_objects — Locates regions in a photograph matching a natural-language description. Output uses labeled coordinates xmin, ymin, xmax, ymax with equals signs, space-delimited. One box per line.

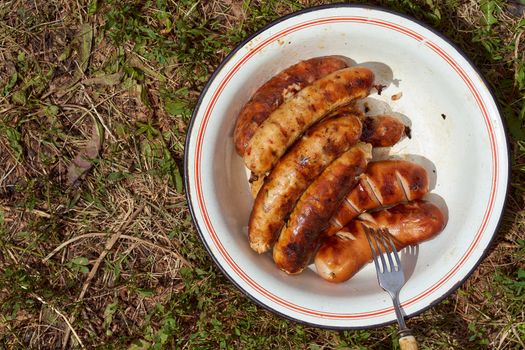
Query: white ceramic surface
xmin=184 ymin=5 xmax=509 ymax=328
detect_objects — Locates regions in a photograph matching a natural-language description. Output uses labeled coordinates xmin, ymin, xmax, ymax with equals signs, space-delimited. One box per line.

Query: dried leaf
xmin=82 ymin=72 xmax=124 ymax=86
xmin=67 ymin=122 xmax=103 ymax=185
xmin=230 ymin=1 xmax=245 ymax=20
xmin=78 ymin=23 xmax=93 ymax=73
xmin=134 ymin=83 xmax=151 ymax=108
xmin=58 ymin=45 xmax=72 ymax=62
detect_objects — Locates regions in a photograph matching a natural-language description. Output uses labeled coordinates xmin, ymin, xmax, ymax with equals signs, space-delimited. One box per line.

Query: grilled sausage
xmin=325 ymin=160 xmax=429 ymax=236
xmin=234 ymin=56 xmax=350 ymax=156
xmin=247 ymin=111 xmax=406 ymax=199
xmin=244 ymin=66 xmax=375 ymax=175
xmin=273 ymin=143 xmax=372 ymax=274
xmin=315 ymin=200 xmax=446 ymax=283
xmin=247 ymin=105 xmax=363 ymax=199
xmin=360 ymin=115 xmax=407 ymax=147
xmin=248 ymin=113 xmax=363 ymax=254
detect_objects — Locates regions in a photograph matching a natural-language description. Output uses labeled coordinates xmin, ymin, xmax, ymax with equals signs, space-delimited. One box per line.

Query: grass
xmin=0 ymin=0 xmax=524 ymax=348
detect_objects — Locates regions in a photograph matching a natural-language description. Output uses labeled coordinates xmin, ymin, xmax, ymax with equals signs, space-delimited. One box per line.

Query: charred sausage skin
xmin=325 ymin=160 xmax=430 ymax=236
xmin=234 ymin=56 xmax=350 ymax=156
xmin=245 ymin=66 xmax=375 ymax=175
xmin=273 ymin=143 xmax=372 ymax=274
xmin=361 ymin=115 xmax=407 ymax=147
xmin=248 ymin=112 xmax=363 ymax=254
xmin=315 ymin=200 xmax=446 ymax=283
xmin=247 ymin=113 xmax=407 ymax=198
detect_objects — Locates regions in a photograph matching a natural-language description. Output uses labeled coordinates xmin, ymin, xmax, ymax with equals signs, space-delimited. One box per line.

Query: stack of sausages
xmin=233 ymin=56 xmax=447 ymax=283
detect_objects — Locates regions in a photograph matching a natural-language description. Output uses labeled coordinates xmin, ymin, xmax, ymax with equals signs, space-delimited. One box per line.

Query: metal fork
xmin=364 ymin=226 xmax=419 ymax=350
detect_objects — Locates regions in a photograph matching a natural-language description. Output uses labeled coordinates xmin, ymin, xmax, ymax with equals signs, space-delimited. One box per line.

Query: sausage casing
xmin=234 ymin=56 xmax=350 ymax=156
xmin=248 ymin=105 xmax=363 ymax=199
xmin=325 ymin=160 xmax=429 ymax=236
xmin=248 ymin=112 xmax=406 ymax=199
xmin=360 ymin=115 xmax=407 ymax=147
xmin=273 ymin=143 xmax=372 ymax=274
xmin=315 ymin=200 xmax=446 ymax=283
xmin=245 ymin=66 xmax=374 ymax=175
xmin=248 ymin=113 xmax=363 ymax=253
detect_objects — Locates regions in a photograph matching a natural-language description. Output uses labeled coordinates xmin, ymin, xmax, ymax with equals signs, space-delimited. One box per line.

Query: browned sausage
xmin=324 ymin=160 xmax=429 ymax=236
xmin=315 ymin=200 xmax=446 ymax=283
xmin=249 ymin=112 xmax=363 ymax=254
xmin=360 ymin=115 xmax=407 ymax=147
xmin=234 ymin=56 xmax=350 ymax=156
xmin=273 ymin=143 xmax=372 ymax=274
xmin=247 ymin=111 xmax=406 ymax=199
xmin=248 ymin=105 xmax=363 ymax=199
xmin=244 ymin=66 xmax=375 ymax=175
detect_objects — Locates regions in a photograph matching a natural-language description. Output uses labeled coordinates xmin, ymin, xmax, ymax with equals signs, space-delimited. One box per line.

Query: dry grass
xmin=1 ymin=0 xmax=524 ymax=349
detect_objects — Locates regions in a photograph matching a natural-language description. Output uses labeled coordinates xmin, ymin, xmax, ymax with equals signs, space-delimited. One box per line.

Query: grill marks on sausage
xmin=273 ymin=144 xmax=372 ymax=274
xmin=395 ymin=164 xmax=428 ymax=200
xmin=371 ymin=168 xmax=406 ymax=204
xmin=248 ymin=107 xmax=375 ymax=200
xmin=244 ymin=66 xmax=374 ymax=175
xmin=409 ymin=170 xmax=426 ymax=193
xmin=350 ymin=77 xmax=367 ymax=90
xmin=315 ymin=200 xmax=446 ymax=283
xmin=234 ymin=56 xmax=350 ymax=156
xmin=273 ymin=120 xmax=290 ymax=139
xmin=323 ymin=160 xmax=430 ymax=236
xmin=348 ymin=182 xmax=376 ymax=211
xmin=344 ymin=197 xmax=359 ymax=214
xmin=248 ymin=114 xmax=363 ymax=254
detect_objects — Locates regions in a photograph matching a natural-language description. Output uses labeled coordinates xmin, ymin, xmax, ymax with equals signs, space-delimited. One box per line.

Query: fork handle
xmin=399 ymin=335 xmax=418 ymax=350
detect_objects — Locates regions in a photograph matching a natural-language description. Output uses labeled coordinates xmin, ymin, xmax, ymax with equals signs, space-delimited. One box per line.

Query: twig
xmin=6 ymin=248 xmax=19 ymax=264
xmin=514 ymin=29 xmax=523 ymax=88
xmin=124 ymin=234 xmax=191 ymax=267
xmin=61 ymin=203 xmax=144 ymax=349
xmin=0 ymin=105 xmax=16 ymax=114
xmin=1 ymin=319 xmax=25 ymax=347
xmin=30 ymin=293 xmax=85 ymax=349
xmin=80 ymin=205 xmax=143 ymax=300
xmin=43 ymin=232 xmax=191 ymax=267
xmin=42 ymin=232 xmax=110 ymax=262
xmin=0 ymin=164 xmax=17 ymax=184
xmin=81 ymin=90 xmax=117 ymax=142
xmin=1 ymin=205 xmax=51 ymax=218
xmin=511 ymin=325 xmax=525 ymax=349
xmin=62 ymin=102 xmax=116 ymax=142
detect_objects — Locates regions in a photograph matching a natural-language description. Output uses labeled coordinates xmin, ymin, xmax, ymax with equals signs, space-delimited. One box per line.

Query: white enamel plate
xmin=184 ymin=5 xmax=509 ymax=328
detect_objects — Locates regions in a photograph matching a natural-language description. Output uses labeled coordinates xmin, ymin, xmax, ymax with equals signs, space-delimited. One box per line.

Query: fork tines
xmin=363 ymin=226 xmax=402 ymax=273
